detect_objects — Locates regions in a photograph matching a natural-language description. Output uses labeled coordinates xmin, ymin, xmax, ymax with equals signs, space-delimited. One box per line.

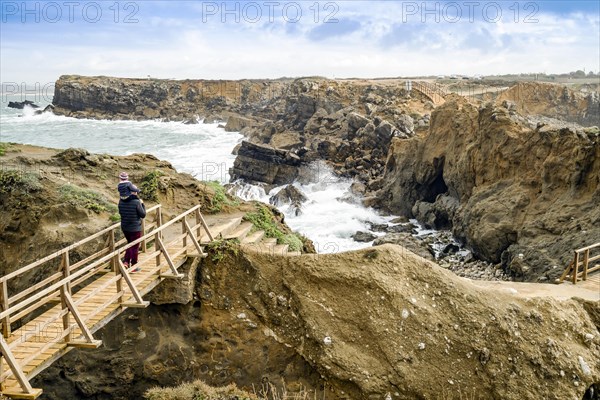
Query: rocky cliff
xmin=49 ymin=76 xmax=600 ymax=281
xmin=34 ymin=244 xmax=600 ymax=400
xmin=376 ymin=95 xmax=600 ymax=281
xmin=52 ymin=75 xmax=292 ymax=121
xmin=496 ymin=82 xmax=600 ymax=127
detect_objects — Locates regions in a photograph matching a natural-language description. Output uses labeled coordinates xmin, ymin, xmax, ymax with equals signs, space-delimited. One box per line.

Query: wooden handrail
xmin=0 ymin=205 xmax=205 ymax=321
xmin=0 ymin=202 xmax=213 ymax=398
xmin=558 ymin=241 xmax=600 ymax=285
xmin=575 ymin=242 xmax=600 ymax=253
xmin=0 ymin=204 xmax=161 ymax=284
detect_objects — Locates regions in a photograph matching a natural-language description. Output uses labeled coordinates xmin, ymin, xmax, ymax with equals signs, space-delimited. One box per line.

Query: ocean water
xmin=231 ymin=162 xmax=394 ymax=253
xmin=1 ymin=96 xmax=393 ymax=253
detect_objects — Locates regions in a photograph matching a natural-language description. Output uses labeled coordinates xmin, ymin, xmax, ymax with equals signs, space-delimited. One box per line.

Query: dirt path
xmin=467 ymin=278 xmax=600 ymax=301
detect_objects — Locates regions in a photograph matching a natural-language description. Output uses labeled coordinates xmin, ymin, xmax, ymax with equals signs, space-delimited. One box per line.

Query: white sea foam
xmin=232 ymin=162 xmax=394 ymax=253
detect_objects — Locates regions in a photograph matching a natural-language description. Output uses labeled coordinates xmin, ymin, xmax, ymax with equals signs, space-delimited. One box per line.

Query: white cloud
xmin=1 ymin=1 xmax=598 ymax=84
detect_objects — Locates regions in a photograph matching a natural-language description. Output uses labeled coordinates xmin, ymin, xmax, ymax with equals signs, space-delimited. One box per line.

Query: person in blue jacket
xmin=118 ymin=189 xmax=146 ymax=272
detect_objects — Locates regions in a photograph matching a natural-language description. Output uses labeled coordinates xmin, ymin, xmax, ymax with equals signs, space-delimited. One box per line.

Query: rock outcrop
xmin=230 ymin=141 xmax=302 ymax=185
xmin=52 ymin=75 xmax=291 ymax=121
xmin=269 ymin=185 xmax=307 ymax=216
xmin=377 ymin=95 xmax=600 ymax=281
xmin=34 ymin=244 xmax=600 ymax=400
xmin=496 ymin=82 xmax=600 ymax=127
xmin=48 ymin=76 xmax=600 ymax=282
xmin=8 ymin=100 xmax=39 ymax=109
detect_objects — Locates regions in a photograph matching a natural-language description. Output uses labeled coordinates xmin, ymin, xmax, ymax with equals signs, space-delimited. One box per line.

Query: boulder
xmin=269 ymin=185 xmax=308 ymax=216
xmin=225 ymin=114 xmax=256 ymax=132
xmin=347 ymin=112 xmax=370 ymax=131
xmin=352 ymin=231 xmax=377 ymax=242
xmin=230 ymin=141 xmax=302 ymax=185
xmin=395 ymin=114 xmax=415 ymax=136
xmin=8 ymin=100 xmax=39 ymax=109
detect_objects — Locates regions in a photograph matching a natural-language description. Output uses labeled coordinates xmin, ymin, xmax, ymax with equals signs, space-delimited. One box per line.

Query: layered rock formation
xmin=52 ymin=75 xmax=291 ymax=121
xmin=230 ymin=141 xmax=302 ymax=185
xmin=376 ymin=95 xmax=600 ymax=281
xmin=496 ymin=82 xmax=600 ymax=127
xmin=34 ymin=244 xmax=600 ymax=400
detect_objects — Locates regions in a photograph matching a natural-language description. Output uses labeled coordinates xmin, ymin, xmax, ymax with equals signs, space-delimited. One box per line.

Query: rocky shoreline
xmin=49 ymin=75 xmax=600 ymax=283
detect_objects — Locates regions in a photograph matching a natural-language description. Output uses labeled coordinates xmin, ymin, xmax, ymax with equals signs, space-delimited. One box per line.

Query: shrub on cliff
xmin=244 ymin=205 xmax=303 ymax=252
xmin=59 ymin=184 xmax=117 ymax=215
xmin=204 ymin=181 xmax=239 ymax=213
xmin=139 ymin=170 xmax=164 ymax=202
xmin=0 ymin=169 xmax=42 ymax=195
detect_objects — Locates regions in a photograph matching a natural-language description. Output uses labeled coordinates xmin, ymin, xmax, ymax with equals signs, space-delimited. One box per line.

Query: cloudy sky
xmin=1 ymin=1 xmax=599 ymax=85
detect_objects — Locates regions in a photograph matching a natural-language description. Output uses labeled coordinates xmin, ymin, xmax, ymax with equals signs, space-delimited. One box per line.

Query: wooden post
xmin=118 ymin=261 xmax=149 ymax=308
xmin=181 ymin=218 xmax=187 ymax=256
xmin=115 ymin=253 xmax=123 ymax=305
xmin=61 ymin=252 xmax=72 ymax=343
xmin=62 ymin=292 xmax=101 ymax=348
xmin=572 ymin=251 xmax=580 ymax=284
xmin=141 ymin=218 xmax=147 ymax=253
xmin=196 ymin=209 xmax=213 ymax=242
xmin=195 ymin=209 xmax=202 ymax=239
xmin=0 ymin=281 xmax=10 ymax=338
xmin=0 ymin=335 xmax=41 ymax=397
xmin=155 ymin=208 xmax=163 ymax=266
xmin=583 ymin=249 xmax=589 ymax=281
xmin=108 ymin=229 xmax=116 ymax=272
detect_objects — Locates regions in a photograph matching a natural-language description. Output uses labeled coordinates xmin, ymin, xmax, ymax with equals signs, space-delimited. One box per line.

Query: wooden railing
xmin=557 ymin=242 xmax=600 ymax=284
xmin=0 ymin=204 xmax=161 ymax=339
xmin=413 ymin=81 xmax=447 ymax=105
xmin=0 ymin=204 xmax=213 ymax=398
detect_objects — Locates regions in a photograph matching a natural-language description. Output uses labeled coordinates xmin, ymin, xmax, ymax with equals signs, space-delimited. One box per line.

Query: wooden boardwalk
xmin=0 ymin=203 xmax=296 ymax=399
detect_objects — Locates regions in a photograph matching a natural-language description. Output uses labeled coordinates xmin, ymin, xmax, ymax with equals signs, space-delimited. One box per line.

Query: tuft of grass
xmin=205 ymin=238 xmax=240 ymax=263
xmin=139 ymin=170 xmax=164 ymax=202
xmin=59 ymin=184 xmax=117 ymax=215
xmin=109 ymin=213 xmax=121 ymax=222
xmin=204 ymin=181 xmax=239 ymax=213
xmin=145 ymin=380 xmax=322 ymax=400
xmin=244 ymin=205 xmax=303 ymax=252
xmin=145 ymin=380 xmax=257 ymax=400
xmin=0 ymin=169 xmax=42 ymax=195
xmin=0 ymin=143 xmax=6 ymax=156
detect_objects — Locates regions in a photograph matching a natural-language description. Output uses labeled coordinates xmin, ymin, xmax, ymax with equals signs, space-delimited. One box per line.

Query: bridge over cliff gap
xmin=0 ymin=204 xmax=298 ymax=399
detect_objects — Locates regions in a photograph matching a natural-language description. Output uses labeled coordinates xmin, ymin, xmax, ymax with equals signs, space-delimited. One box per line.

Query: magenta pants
xmin=123 ymin=231 xmax=142 ymax=265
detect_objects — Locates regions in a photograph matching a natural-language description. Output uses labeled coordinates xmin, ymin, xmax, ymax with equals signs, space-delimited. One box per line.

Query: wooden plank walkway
xmin=0 ymin=205 xmax=219 ymax=399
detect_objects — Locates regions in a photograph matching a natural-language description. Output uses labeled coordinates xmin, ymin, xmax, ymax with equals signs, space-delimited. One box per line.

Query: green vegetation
xmin=204 ymin=181 xmax=239 ymax=213
xmin=0 ymin=143 xmax=6 ymax=156
xmin=145 ymin=380 xmax=257 ymax=399
xmin=244 ymin=205 xmax=303 ymax=252
xmin=59 ymin=184 xmax=117 ymax=214
xmin=205 ymin=238 xmax=240 ymax=263
xmin=139 ymin=170 xmax=164 ymax=202
xmin=0 ymin=169 xmax=42 ymax=195
xmin=109 ymin=213 xmax=121 ymax=222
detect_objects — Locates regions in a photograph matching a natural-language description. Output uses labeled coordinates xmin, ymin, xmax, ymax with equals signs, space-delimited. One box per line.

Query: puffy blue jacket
xmin=118 ymin=197 xmax=146 ymax=232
